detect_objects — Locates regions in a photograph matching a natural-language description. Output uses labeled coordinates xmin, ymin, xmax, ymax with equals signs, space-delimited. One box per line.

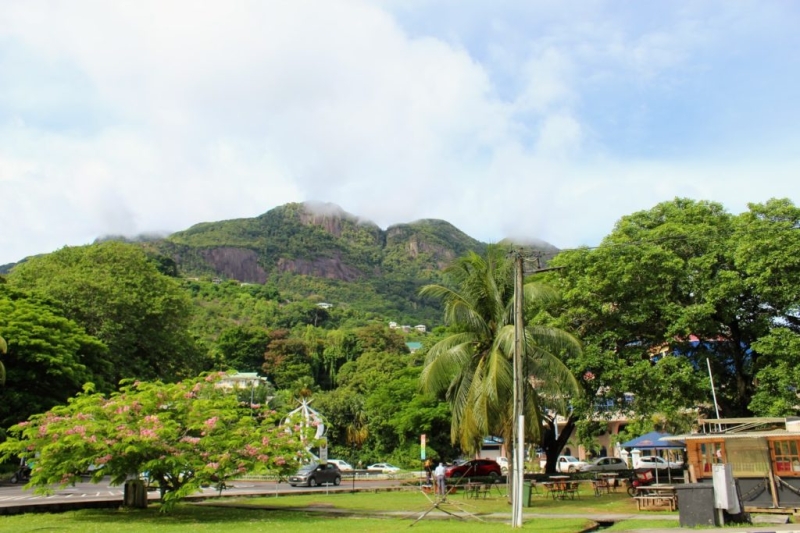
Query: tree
xmin=0 ymin=334 xmax=6 ymax=385
xmin=419 ymin=245 xmax=582 ymax=458
xmin=546 ymin=197 xmax=800 ymax=423
xmin=0 ymin=373 xmax=316 ymax=510
xmin=0 ymin=285 xmax=108 ymax=429
xmin=262 ymin=329 xmax=312 ymax=389
xmin=7 ymin=242 xmax=205 ymax=383
xmin=216 ymin=326 xmax=271 ymax=373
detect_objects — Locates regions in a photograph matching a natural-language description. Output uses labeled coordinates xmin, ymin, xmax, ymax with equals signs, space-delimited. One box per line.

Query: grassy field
xmin=0 ymin=484 xmax=682 ymax=532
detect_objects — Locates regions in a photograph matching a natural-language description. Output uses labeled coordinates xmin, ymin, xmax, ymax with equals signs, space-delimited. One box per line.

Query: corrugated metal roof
xmin=666 ymin=430 xmax=800 ymax=441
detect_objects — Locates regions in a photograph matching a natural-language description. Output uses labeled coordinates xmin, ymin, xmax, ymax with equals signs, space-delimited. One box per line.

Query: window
xmin=692 ymin=441 xmax=725 ymax=477
xmin=771 ymin=440 xmax=800 ymax=477
xmin=726 ymin=438 xmax=769 ymax=478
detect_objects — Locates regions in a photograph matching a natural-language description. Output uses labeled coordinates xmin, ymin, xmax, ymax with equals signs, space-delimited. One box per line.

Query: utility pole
xmin=511 ymin=251 xmax=525 ymax=528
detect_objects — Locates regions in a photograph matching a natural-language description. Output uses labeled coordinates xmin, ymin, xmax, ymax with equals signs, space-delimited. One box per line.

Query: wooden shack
xmin=673 ymin=417 xmax=800 ymax=512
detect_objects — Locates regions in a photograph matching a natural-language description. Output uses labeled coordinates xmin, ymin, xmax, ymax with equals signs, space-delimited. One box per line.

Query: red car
xmin=445 ymin=459 xmax=502 ymax=479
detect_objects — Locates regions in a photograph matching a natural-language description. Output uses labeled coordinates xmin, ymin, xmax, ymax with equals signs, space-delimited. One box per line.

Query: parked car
xmin=635 ymin=456 xmax=682 ymax=470
xmin=496 ymin=456 xmax=509 ymax=474
xmin=288 ymin=462 xmax=342 ymax=487
xmin=327 ymin=459 xmax=354 ymax=472
xmin=367 ymin=462 xmax=401 ymax=473
xmin=445 ymin=459 xmax=502 ymax=479
xmin=580 ymin=457 xmax=628 ymax=472
xmin=539 ymin=455 xmax=589 ymax=473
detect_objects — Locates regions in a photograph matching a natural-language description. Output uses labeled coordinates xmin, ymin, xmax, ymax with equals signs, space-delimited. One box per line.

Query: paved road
xmin=0 ymin=476 xmax=405 ymax=508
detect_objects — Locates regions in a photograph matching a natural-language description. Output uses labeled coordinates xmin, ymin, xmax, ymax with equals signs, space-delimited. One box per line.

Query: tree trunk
xmin=541 ymin=414 xmax=577 ymax=474
xmin=123 ymin=479 xmax=148 ymax=508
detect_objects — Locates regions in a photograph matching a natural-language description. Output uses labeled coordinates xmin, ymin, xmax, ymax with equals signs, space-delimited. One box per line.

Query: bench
xmin=591 ymin=479 xmax=611 ymax=496
xmin=633 ymin=494 xmax=677 ymax=511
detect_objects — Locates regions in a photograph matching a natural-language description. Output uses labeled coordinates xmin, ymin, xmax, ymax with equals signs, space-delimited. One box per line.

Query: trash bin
xmin=523 ymin=481 xmax=533 ymax=507
xmin=674 ymin=483 xmax=718 ymax=527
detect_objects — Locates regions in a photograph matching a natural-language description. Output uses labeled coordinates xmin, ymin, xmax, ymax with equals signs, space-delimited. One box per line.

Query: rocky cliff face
xmin=155 ymin=202 xmax=553 ymax=286
xmin=276 ymin=254 xmax=364 ymax=281
xmin=199 ymin=247 xmax=267 ymax=284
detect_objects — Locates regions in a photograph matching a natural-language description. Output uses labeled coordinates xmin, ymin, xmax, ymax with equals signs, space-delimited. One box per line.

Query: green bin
xmin=523 ymin=481 xmax=533 ymax=507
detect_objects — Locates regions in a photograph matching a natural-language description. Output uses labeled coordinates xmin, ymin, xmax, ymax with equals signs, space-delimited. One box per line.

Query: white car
xmin=496 ymin=456 xmax=509 ymax=474
xmin=540 ymin=455 xmax=590 ymax=473
xmin=326 ymin=459 xmax=353 ymax=472
xmin=367 ymin=462 xmax=401 ymax=473
xmin=636 ymin=456 xmax=682 ymax=470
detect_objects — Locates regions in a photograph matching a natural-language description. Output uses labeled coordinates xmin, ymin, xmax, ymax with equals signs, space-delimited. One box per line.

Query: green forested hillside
xmin=144 ymin=202 xmax=509 ymax=326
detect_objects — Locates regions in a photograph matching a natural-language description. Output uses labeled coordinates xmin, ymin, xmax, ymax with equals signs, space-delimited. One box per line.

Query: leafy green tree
xmin=546 ymin=197 xmax=800 ymax=422
xmin=748 ymin=328 xmax=800 ymax=416
xmin=216 ymin=326 xmax=271 ymax=373
xmin=7 ymin=242 xmax=205 ymax=383
xmin=0 ymin=285 xmax=108 ymax=428
xmin=419 ymin=245 xmax=582 ymax=457
xmin=0 ymin=373 xmax=315 ymax=510
xmin=262 ymin=329 xmax=312 ymax=390
xmin=0 ymin=334 xmax=6 ymax=385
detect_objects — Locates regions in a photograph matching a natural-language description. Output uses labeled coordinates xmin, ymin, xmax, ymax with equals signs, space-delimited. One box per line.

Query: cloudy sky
xmin=1 ymin=1 xmax=798 ymax=265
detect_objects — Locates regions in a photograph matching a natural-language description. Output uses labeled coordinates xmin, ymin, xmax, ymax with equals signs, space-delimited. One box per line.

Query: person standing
xmin=434 ymin=462 xmax=447 ymax=498
xmin=424 ymin=458 xmax=433 ymax=485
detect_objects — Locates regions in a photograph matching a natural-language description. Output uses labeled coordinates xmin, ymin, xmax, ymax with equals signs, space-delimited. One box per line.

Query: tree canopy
xmin=0 ymin=373 xmax=316 ymax=510
xmin=546 ymin=197 xmax=800 ymax=424
xmin=7 ymin=242 xmax=205 ymax=383
xmin=0 ymin=285 xmax=108 ymax=429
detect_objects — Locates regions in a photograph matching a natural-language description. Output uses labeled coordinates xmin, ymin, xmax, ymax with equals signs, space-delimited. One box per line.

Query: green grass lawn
xmin=0 ymin=483 xmax=681 ymax=532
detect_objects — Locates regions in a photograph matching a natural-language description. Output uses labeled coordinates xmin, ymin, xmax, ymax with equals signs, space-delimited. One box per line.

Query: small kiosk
xmin=673 ymin=417 xmax=800 ymax=513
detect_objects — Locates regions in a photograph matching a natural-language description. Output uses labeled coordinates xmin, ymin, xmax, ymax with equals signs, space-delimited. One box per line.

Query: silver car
xmin=580 ymin=457 xmax=628 ymax=472
xmin=288 ymin=463 xmax=342 ymax=487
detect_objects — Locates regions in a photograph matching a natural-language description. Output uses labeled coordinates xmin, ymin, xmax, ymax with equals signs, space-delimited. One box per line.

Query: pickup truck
xmin=539 ymin=455 xmax=589 ymax=473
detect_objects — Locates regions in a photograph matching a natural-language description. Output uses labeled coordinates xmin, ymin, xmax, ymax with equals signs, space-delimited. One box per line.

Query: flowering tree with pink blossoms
xmin=0 ymin=373 xmax=316 ymax=510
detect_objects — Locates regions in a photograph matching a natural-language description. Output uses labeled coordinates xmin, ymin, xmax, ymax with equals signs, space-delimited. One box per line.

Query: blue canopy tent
xmin=621 ymin=431 xmax=685 ymax=483
xmin=621 ymin=431 xmax=684 ymax=450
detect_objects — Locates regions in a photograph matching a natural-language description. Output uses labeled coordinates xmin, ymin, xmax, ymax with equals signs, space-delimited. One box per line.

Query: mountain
xmin=5 ymin=202 xmax=560 ymax=324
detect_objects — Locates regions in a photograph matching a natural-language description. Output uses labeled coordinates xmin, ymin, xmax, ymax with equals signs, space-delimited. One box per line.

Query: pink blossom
xmin=96 ymin=454 xmax=113 ymax=465
xmin=243 ymin=444 xmax=259 ymax=457
xmin=206 ymin=462 xmax=219 ymax=470
xmin=275 ymin=457 xmax=286 ymax=466
xmin=17 ymin=421 xmax=30 ymax=427
xmin=261 ymin=437 xmax=270 ymax=446
xmin=180 ymin=436 xmax=201 ymax=445
xmin=257 ymin=454 xmax=269 ymax=462
xmin=204 ymin=417 xmax=219 ymax=430
xmin=139 ymin=428 xmax=157 ymax=439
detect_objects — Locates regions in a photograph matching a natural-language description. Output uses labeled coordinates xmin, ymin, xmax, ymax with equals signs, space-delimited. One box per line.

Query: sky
xmin=1 ymin=1 xmax=799 ymax=265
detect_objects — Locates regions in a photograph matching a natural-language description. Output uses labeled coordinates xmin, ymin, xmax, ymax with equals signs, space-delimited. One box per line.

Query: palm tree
xmin=419 ymin=245 xmax=581 ymax=454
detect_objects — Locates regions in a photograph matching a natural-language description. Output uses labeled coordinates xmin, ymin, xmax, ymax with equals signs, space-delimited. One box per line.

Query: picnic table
xmin=462 ymin=482 xmax=490 ymax=499
xmin=544 ymin=476 xmax=579 ymax=500
xmin=592 ymin=472 xmax=618 ymax=495
xmin=633 ymin=484 xmax=677 ymax=511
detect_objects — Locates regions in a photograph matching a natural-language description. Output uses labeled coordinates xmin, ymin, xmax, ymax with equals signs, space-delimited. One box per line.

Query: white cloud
xmin=1 ymin=0 xmax=799 ymax=264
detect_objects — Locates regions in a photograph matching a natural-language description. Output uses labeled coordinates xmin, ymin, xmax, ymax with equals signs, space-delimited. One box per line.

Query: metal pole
xmin=511 ymin=252 xmax=525 ymax=527
xmin=706 ymin=358 xmax=722 ymax=431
